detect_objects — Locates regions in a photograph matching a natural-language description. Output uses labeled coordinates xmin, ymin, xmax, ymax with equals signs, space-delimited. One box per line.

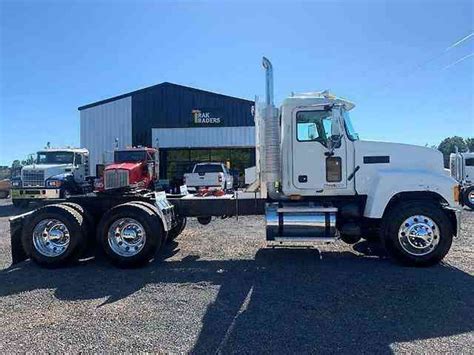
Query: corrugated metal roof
xmin=78 ymin=82 xmax=253 ymax=111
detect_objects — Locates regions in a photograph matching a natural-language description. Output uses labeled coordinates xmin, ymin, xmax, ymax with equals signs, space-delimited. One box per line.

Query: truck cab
xmin=11 ymin=148 xmax=91 ymax=207
xmin=101 ymin=147 xmax=159 ymax=191
xmin=260 ymin=57 xmax=461 ymax=266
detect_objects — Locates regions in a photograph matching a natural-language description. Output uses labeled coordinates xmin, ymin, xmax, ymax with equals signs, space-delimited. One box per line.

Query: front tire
xmin=381 ymin=201 xmax=453 ymax=267
xmin=96 ymin=203 xmax=163 ymax=267
xmin=463 ymin=186 xmax=474 ymax=210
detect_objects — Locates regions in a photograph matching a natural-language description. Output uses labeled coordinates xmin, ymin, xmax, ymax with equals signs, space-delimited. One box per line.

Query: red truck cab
xmin=99 ymin=147 xmax=159 ymax=191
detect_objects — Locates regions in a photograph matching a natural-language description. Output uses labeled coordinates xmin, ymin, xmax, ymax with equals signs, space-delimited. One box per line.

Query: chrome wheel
xmin=468 ymin=190 xmax=474 ymax=205
xmin=398 ymin=215 xmax=440 ymax=256
xmin=107 ymin=218 xmax=146 ymax=257
xmin=32 ymin=219 xmax=71 ymax=257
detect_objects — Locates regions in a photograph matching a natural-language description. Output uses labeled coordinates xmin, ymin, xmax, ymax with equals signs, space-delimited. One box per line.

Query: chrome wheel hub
xmin=468 ymin=191 xmax=474 ymax=205
xmin=398 ymin=215 xmax=440 ymax=256
xmin=107 ymin=218 xmax=146 ymax=257
xmin=33 ymin=219 xmax=70 ymax=257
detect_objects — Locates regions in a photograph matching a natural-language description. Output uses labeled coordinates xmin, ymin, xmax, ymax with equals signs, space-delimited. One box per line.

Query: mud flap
xmin=9 ymin=212 xmax=33 ymax=265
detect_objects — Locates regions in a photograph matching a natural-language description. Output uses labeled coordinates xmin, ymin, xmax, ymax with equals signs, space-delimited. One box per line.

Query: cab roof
xmin=37 ymin=148 xmax=88 ymax=154
xmin=282 ymin=90 xmax=355 ymax=111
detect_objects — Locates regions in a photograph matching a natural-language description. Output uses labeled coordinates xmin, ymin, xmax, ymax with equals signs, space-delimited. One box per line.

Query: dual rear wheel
xmin=22 ymin=201 xmax=187 ymax=268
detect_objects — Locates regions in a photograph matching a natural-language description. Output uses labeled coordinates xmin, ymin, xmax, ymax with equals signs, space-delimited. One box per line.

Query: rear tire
xmin=463 ymin=186 xmax=474 ymax=210
xmin=381 ymin=201 xmax=453 ymax=267
xmin=168 ymin=216 xmax=187 ymax=241
xmin=97 ymin=203 xmax=163 ymax=267
xmin=61 ymin=202 xmax=95 ymax=238
xmin=21 ymin=204 xmax=87 ymax=267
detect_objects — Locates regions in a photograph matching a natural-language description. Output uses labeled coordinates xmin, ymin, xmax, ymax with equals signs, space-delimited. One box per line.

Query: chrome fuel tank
xmin=266 ymin=203 xmax=337 ymax=241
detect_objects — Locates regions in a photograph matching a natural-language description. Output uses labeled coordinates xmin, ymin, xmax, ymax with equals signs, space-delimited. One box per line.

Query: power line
xmin=444 ymin=52 xmax=474 ymax=70
xmin=445 ymin=32 xmax=474 ymax=51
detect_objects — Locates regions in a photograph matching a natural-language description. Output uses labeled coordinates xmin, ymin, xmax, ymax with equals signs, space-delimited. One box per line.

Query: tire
xmin=13 ymin=199 xmax=29 ymax=209
xmin=96 ymin=203 xmax=163 ymax=267
xmin=381 ymin=201 xmax=453 ymax=267
xmin=463 ymin=186 xmax=474 ymax=210
xmin=197 ymin=216 xmax=212 ymax=225
xmin=340 ymin=234 xmax=362 ymax=244
xmin=21 ymin=204 xmax=87 ymax=267
xmin=125 ymin=201 xmax=168 ymax=243
xmin=168 ymin=216 xmax=187 ymax=241
xmin=61 ymin=202 xmax=95 ymax=239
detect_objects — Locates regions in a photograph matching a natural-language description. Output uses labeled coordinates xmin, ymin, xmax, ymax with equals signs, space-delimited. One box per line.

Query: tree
xmin=437 ymin=136 xmax=468 ymax=168
xmin=466 ymin=137 xmax=474 ymax=152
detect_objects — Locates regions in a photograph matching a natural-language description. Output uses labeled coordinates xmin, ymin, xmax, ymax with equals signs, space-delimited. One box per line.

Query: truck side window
xmin=296 ymin=111 xmax=332 ymax=145
xmin=75 ymin=154 xmax=82 ymax=165
xmin=466 ymin=158 xmax=474 ymax=166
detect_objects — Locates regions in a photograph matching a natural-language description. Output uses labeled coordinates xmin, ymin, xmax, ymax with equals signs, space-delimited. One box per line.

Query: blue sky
xmin=0 ymin=0 xmax=473 ymax=165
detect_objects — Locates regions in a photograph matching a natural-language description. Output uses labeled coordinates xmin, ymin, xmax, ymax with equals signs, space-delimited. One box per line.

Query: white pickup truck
xmin=184 ymin=163 xmax=234 ymax=191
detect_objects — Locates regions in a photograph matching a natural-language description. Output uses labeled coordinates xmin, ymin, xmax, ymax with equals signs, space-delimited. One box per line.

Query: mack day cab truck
xmin=450 ymin=151 xmax=474 ymax=209
xmin=9 ymin=57 xmax=463 ymax=269
xmin=10 ymin=148 xmax=92 ymax=208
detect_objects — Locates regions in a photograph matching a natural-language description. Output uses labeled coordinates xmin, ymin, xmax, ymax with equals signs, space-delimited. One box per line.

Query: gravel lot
xmin=0 ymin=198 xmax=473 ymax=353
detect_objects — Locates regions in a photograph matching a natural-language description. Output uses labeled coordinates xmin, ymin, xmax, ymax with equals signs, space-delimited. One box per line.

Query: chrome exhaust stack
xmin=260 ymin=57 xmax=285 ymax=201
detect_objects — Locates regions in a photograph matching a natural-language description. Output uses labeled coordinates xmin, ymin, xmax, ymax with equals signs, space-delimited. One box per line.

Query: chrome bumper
xmin=11 ymin=188 xmax=61 ymax=200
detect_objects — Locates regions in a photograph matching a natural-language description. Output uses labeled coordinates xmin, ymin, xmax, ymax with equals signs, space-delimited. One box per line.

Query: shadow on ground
xmin=1 ymin=241 xmax=473 ymax=353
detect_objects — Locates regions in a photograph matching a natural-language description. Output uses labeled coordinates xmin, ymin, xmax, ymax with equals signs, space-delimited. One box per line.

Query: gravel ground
xmin=0 ymin=198 xmax=473 ymax=353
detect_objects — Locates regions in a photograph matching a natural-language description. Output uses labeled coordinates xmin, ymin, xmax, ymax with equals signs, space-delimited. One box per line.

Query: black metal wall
xmin=131 ymin=82 xmax=254 ymax=147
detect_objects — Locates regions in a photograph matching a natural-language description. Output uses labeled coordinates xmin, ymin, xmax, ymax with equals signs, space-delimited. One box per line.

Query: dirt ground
xmin=0 ymin=198 xmax=473 ymax=353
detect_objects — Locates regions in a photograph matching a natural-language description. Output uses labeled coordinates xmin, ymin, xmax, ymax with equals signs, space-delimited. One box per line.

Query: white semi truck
xmin=450 ymin=151 xmax=474 ymax=209
xmin=9 ymin=58 xmax=462 ymax=268
xmin=10 ymin=148 xmax=92 ymax=208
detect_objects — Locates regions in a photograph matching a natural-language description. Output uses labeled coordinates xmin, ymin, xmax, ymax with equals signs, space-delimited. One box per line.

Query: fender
xmin=362 ymin=169 xmax=457 ymax=218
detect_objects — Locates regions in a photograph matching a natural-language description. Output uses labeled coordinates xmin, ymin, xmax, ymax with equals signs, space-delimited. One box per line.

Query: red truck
xmin=97 ymin=147 xmax=159 ymax=191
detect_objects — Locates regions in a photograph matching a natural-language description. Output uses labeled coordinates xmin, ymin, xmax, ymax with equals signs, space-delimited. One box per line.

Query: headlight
xmin=11 ymin=180 xmax=21 ymax=187
xmin=47 ymin=180 xmax=62 ymax=187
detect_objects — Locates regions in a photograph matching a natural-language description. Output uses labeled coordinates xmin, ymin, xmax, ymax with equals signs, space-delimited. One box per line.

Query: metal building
xmin=79 ymin=82 xmax=255 ymax=184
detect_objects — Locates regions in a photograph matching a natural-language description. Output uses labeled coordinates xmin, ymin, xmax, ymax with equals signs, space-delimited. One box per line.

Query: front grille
xmin=104 ymin=169 xmax=129 ymax=189
xmin=23 ymin=170 xmax=45 ymax=187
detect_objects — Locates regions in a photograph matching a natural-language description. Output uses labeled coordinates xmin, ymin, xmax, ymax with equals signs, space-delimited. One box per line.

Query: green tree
xmin=466 ymin=137 xmax=474 ymax=152
xmin=437 ymin=136 xmax=468 ymax=168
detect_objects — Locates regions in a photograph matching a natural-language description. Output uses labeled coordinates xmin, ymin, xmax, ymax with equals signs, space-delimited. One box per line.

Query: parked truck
xmin=97 ymin=146 xmax=159 ymax=191
xmin=9 ymin=58 xmax=462 ymax=269
xmin=10 ymin=148 xmax=92 ymax=208
xmin=183 ymin=162 xmax=233 ymax=192
xmin=450 ymin=151 xmax=474 ymax=209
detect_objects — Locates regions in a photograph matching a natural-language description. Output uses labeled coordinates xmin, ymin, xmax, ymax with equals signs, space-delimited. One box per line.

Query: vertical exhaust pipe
xmin=261 ymin=57 xmax=286 ymax=200
xmin=262 ymin=57 xmax=274 ymax=106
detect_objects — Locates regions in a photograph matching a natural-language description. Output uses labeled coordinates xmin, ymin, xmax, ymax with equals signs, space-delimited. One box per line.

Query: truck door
xmin=292 ymin=108 xmax=347 ymax=193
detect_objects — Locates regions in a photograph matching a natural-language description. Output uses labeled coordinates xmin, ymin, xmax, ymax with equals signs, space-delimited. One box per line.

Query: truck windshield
xmin=36 ymin=152 xmax=74 ymax=164
xmin=343 ymin=112 xmax=359 ymax=141
xmin=194 ymin=164 xmax=223 ymax=173
xmin=114 ymin=151 xmax=147 ymax=163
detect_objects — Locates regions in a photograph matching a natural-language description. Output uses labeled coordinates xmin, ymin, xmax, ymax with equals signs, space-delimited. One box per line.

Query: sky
xmin=0 ymin=0 xmax=473 ymax=166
